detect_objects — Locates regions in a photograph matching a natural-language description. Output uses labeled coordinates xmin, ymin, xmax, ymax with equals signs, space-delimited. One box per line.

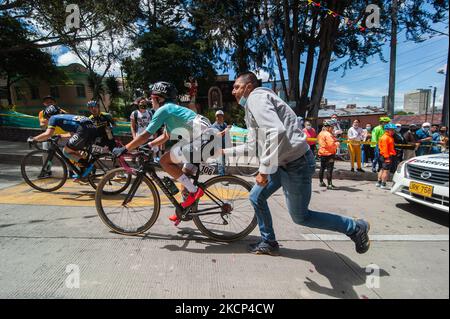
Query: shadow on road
xmin=396 ymin=203 xmax=449 ymax=227
xmin=156 ymin=230 xmax=390 ymax=299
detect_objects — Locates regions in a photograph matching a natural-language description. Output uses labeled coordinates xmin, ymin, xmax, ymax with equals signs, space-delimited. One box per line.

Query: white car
xmin=392 ymin=153 xmax=449 ymax=213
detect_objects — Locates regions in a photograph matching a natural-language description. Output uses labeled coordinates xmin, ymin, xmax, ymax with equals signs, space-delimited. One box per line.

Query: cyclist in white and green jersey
xmin=113 ymin=82 xmax=217 ymax=219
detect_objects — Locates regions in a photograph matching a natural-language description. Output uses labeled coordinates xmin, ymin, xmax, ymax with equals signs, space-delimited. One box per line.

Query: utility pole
xmin=387 ymin=0 xmax=398 ymax=118
xmin=431 ymin=86 xmax=437 ymax=125
xmin=442 ymin=48 xmax=449 ymax=127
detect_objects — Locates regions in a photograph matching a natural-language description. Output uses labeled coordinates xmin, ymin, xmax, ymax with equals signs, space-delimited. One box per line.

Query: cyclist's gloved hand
xmin=112 ymin=146 xmax=128 ymax=157
xmin=27 ymin=137 xmax=35 ymax=144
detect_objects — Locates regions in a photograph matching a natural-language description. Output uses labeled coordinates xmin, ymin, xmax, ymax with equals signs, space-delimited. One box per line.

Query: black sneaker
xmin=319 ymin=181 xmax=327 ymax=187
xmin=357 ymin=168 xmax=365 ymax=173
xmin=327 ymin=184 xmax=337 ymax=190
xmin=349 ymin=219 xmax=371 ymax=254
xmin=350 ymin=168 xmax=355 ymax=172
xmin=248 ymin=240 xmax=280 ymax=256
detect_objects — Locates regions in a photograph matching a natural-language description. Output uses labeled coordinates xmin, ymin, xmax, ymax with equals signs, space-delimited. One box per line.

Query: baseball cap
xmin=215 ymin=110 xmax=224 ymax=116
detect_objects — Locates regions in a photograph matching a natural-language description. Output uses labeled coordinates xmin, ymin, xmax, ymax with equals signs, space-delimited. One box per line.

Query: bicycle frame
xmin=117 ymin=153 xmax=230 ymax=221
xmin=39 ymin=138 xmax=110 ymax=178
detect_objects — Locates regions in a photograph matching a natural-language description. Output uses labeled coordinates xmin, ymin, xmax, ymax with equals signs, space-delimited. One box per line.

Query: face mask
xmin=305 ymin=125 xmax=312 ymax=130
xmin=366 ymin=127 xmax=371 ymax=131
xmin=395 ymin=127 xmax=401 ymax=132
xmin=238 ymin=84 xmax=251 ymax=107
xmin=238 ymin=96 xmax=247 ymax=107
xmin=423 ymin=127 xmax=430 ymax=132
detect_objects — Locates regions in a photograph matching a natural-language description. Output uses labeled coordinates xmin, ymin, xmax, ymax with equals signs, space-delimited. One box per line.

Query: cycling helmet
xmin=87 ymin=100 xmax=98 ymax=108
xmin=379 ymin=116 xmax=391 ymax=123
xmin=151 ymin=81 xmax=178 ymax=101
xmin=43 ymin=105 xmax=62 ymax=119
xmin=384 ymin=123 xmax=397 ymax=130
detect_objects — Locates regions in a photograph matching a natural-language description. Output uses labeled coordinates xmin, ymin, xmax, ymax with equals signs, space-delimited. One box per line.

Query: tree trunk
xmin=6 ymin=75 xmax=12 ymax=106
xmin=307 ymin=14 xmax=340 ymax=124
xmin=298 ymin=11 xmax=319 ymax=117
xmin=263 ymin=0 xmax=288 ymax=99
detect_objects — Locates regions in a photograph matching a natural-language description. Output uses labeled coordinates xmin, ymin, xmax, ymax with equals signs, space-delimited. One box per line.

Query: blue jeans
xmin=249 ymin=150 xmax=357 ymax=242
xmin=217 ymin=155 xmax=226 ymax=176
xmin=372 ymin=146 xmax=380 ymax=171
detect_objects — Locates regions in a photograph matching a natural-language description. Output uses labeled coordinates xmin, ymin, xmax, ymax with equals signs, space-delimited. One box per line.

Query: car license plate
xmin=409 ymin=182 xmax=433 ymax=198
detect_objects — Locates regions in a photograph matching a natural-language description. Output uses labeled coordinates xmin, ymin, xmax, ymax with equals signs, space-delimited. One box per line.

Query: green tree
xmin=123 ymin=26 xmax=217 ymax=100
xmin=0 ymin=15 xmax=63 ymax=106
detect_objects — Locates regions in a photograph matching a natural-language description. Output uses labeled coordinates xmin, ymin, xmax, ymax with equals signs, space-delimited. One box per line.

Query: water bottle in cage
xmin=162 ymin=177 xmax=179 ymax=195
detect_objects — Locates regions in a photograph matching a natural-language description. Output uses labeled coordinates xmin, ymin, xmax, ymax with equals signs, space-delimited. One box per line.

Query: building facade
xmin=404 ymin=89 xmax=431 ymax=115
xmin=1 ymin=63 xmax=116 ymax=116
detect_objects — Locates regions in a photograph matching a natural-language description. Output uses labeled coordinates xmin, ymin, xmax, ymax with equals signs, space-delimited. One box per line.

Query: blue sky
xmin=324 ymin=28 xmax=449 ymax=110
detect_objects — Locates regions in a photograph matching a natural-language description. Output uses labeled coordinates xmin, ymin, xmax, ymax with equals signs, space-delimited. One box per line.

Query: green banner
xmin=0 ymin=110 xmax=131 ymax=135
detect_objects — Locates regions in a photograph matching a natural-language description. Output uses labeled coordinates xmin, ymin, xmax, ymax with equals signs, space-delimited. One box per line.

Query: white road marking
xmin=299 ymin=234 xmax=449 ymax=242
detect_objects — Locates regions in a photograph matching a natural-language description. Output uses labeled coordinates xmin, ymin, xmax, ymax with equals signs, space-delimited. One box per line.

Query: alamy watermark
xmin=365 ymin=264 xmax=380 ymax=289
xmin=65 ymin=4 xmax=80 ymax=30
xmin=65 ymin=264 xmax=80 ymax=289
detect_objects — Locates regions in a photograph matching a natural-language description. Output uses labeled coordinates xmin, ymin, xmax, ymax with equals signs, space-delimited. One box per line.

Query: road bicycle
xmin=95 ymin=146 xmax=257 ymax=242
xmin=21 ymin=135 xmax=131 ymax=194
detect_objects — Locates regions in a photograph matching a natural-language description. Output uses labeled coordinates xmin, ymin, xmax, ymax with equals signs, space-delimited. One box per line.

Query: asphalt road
xmin=0 ymin=163 xmax=448 ymax=299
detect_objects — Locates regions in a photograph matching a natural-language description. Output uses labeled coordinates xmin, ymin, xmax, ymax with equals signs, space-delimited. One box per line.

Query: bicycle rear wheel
xmin=193 ymin=175 xmax=257 ymax=242
xmin=20 ymin=150 xmax=68 ymax=192
xmin=88 ymin=154 xmax=132 ymax=194
xmin=95 ymin=168 xmax=160 ymax=235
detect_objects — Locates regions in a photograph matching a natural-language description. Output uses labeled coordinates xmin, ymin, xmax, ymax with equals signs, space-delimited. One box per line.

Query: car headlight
xmin=396 ymin=160 xmax=406 ymax=174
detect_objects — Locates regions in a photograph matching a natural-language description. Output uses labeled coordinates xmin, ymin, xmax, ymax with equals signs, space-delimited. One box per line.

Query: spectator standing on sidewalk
xmin=403 ymin=124 xmax=419 ymax=160
xmin=391 ymin=123 xmax=406 ymax=173
xmin=347 ymin=119 xmax=365 ymax=172
xmin=223 ymin=72 xmax=370 ymax=256
xmin=431 ymin=124 xmax=441 ymax=154
xmin=130 ymin=97 xmax=153 ymax=139
xmin=317 ymin=120 xmax=340 ymax=190
xmin=361 ymin=124 xmax=374 ymax=167
xmin=211 ymin=110 xmax=230 ymax=176
xmin=439 ymin=126 xmax=449 ymax=153
xmin=376 ymin=123 xmax=397 ymax=190
xmin=415 ymin=122 xmax=433 ymax=156
xmin=371 ymin=117 xmax=391 ymax=173
xmin=303 ymin=121 xmax=317 ymax=156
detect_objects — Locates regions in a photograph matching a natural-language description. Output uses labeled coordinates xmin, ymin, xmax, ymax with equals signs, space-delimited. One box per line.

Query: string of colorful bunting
xmin=306 ymin=0 xmax=368 ymax=32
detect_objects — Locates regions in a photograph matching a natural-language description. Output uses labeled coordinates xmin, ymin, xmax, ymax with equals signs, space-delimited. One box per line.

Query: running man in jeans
xmin=222 ymin=72 xmax=370 ymax=256
xmin=113 ymin=82 xmax=217 ymax=223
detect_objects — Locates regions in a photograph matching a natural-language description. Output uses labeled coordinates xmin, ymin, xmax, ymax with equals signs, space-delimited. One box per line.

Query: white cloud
xmin=254 ymin=69 xmax=270 ymax=82
xmin=57 ymin=51 xmax=82 ymax=66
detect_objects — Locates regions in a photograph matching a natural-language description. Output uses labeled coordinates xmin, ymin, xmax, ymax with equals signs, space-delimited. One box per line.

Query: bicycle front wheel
xmin=193 ymin=175 xmax=257 ymax=242
xmin=95 ymin=168 xmax=160 ymax=235
xmin=21 ymin=150 xmax=68 ymax=192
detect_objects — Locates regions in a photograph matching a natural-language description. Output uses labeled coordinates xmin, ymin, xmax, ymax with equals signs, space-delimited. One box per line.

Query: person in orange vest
xmin=317 ymin=119 xmax=340 ymax=190
xmin=376 ymin=123 xmax=397 ymax=190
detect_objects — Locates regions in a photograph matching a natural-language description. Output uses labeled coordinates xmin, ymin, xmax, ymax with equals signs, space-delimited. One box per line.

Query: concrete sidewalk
xmin=0 ymin=139 xmax=379 ymax=181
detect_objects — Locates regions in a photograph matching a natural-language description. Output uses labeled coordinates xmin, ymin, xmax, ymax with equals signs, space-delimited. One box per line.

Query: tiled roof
xmin=393 ymin=114 xmax=443 ymax=125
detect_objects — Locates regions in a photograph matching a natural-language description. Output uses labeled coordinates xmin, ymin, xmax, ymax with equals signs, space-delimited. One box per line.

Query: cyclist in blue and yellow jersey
xmin=113 ymin=82 xmax=219 ymax=221
xmin=27 ymin=105 xmax=99 ymax=179
xmin=87 ymin=100 xmax=116 ymax=151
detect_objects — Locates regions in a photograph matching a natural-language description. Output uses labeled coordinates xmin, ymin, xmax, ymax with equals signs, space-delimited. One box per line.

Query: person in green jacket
xmin=371 ymin=117 xmax=391 ymax=173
